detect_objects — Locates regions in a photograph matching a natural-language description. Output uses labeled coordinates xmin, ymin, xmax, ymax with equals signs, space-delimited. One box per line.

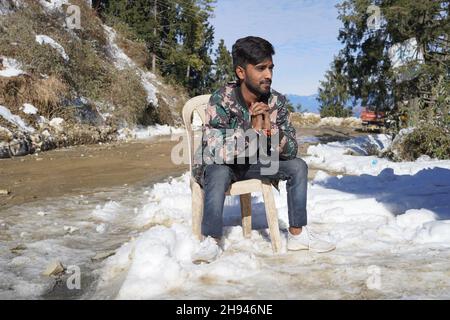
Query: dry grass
xmin=68 ymin=0 xmax=108 ymax=51
xmin=108 ymin=67 xmax=148 ymax=126
xmin=1 ymin=0 xmax=184 ymax=139
xmin=112 ymin=21 xmax=149 ymax=69
xmin=290 ymin=112 xmax=362 ymax=128
xmin=290 ymin=112 xmax=320 ymax=127
xmin=0 ymin=74 xmax=70 ymax=120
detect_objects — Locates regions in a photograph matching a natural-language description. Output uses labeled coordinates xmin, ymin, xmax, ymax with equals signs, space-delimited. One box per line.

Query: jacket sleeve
xmin=275 ymin=95 xmax=298 ymax=159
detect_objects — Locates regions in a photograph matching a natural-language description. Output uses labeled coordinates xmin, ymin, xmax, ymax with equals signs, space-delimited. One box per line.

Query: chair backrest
xmin=182 ymin=94 xmax=211 ymax=173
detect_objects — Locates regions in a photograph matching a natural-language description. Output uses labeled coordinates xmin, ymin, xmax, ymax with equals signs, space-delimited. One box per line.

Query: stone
xmin=91 ymin=250 xmax=116 ymax=262
xmin=42 ymin=261 xmax=65 ymax=276
xmin=10 ymin=244 xmax=27 ymax=253
xmin=63 ymin=226 xmax=79 ymax=234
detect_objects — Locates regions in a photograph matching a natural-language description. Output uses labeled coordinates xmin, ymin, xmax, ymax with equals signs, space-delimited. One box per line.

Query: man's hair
xmin=232 ymin=36 xmax=275 ymax=77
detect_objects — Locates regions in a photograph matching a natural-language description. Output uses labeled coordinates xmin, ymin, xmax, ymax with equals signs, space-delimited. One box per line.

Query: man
xmin=192 ymin=36 xmax=335 ymax=263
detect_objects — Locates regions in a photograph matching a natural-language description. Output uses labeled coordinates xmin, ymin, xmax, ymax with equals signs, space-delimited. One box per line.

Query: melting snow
xmin=35 ymin=35 xmax=69 ymax=61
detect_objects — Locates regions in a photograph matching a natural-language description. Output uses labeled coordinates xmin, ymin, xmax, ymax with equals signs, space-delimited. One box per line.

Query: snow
xmin=94 ymin=158 xmax=450 ymax=299
xmin=35 ymin=35 xmax=69 ymax=61
xmin=2 ymin=134 xmax=450 ymax=299
xmin=21 ymin=103 xmax=38 ymax=115
xmin=0 ymin=57 xmax=25 ymax=77
xmin=140 ymin=125 xmax=184 ymax=138
xmin=103 ymin=25 xmax=158 ymax=105
xmin=0 ymin=0 xmax=24 ymax=15
xmin=305 ymin=134 xmax=450 ymax=175
xmin=0 ymin=105 xmax=35 ymax=132
xmin=38 ymin=0 xmax=68 ymax=11
xmin=118 ymin=125 xmax=185 ymax=140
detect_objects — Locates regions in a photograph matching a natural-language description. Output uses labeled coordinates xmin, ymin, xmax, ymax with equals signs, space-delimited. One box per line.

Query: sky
xmin=209 ymin=0 xmax=343 ymax=96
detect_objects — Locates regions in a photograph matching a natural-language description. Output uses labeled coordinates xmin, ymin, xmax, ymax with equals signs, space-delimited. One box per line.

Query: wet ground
xmin=0 ymin=125 xmax=364 ymax=299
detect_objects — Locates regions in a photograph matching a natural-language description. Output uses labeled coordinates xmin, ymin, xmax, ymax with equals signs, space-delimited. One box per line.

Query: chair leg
xmin=261 ymin=182 xmax=282 ymax=253
xmin=240 ymin=193 xmax=252 ymax=238
xmin=191 ymin=183 xmax=204 ymax=240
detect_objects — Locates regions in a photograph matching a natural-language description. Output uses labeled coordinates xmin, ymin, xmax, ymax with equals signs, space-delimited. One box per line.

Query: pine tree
xmin=336 ymin=0 xmax=449 ymax=127
xmin=317 ymin=57 xmax=353 ymax=118
xmin=100 ymin=0 xmax=217 ymax=96
xmin=212 ymin=39 xmax=234 ymax=90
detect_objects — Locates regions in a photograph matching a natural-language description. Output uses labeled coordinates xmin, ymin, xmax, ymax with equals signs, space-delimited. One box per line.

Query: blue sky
xmin=209 ymin=0 xmax=343 ymax=96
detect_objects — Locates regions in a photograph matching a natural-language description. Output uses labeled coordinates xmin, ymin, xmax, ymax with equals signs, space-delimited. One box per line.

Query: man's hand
xmin=250 ymin=102 xmax=270 ymax=130
xmin=250 ymin=102 xmax=269 ymax=116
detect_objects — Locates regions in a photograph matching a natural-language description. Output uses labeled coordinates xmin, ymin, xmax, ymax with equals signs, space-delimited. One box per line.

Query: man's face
xmin=238 ymin=58 xmax=274 ymax=96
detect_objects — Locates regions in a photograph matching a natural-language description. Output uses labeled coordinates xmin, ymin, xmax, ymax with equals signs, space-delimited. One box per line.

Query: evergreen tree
xmin=317 ymin=57 xmax=353 ymax=118
xmin=335 ymin=0 xmax=449 ymax=128
xmin=212 ymin=39 xmax=234 ymax=90
xmin=100 ymin=0 xmax=217 ymax=96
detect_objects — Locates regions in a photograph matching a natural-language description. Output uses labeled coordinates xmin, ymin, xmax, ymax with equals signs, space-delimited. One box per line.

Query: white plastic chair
xmin=182 ymin=94 xmax=282 ymax=253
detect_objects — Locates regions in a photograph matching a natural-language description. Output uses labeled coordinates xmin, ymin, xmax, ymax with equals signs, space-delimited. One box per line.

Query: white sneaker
xmin=191 ymin=237 xmax=222 ymax=264
xmin=287 ymin=226 xmax=336 ymax=253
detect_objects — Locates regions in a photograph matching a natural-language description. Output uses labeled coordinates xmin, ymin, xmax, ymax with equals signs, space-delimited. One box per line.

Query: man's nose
xmin=264 ymin=68 xmax=273 ymax=80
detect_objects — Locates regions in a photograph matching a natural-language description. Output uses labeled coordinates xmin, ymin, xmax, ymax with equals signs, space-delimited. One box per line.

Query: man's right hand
xmin=250 ymin=102 xmax=269 ymax=130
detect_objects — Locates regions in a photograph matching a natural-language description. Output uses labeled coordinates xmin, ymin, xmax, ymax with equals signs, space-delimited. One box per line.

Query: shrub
xmin=400 ymin=125 xmax=450 ymax=160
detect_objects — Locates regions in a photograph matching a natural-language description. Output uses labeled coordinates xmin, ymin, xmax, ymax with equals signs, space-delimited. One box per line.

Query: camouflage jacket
xmin=191 ymin=82 xmax=298 ymax=189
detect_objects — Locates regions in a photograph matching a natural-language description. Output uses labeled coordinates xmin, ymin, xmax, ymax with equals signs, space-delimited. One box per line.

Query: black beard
xmin=245 ymin=78 xmax=270 ymax=99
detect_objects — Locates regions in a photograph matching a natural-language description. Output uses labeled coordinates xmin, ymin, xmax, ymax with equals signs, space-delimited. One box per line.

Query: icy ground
xmin=1 ymin=134 xmax=449 ymax=299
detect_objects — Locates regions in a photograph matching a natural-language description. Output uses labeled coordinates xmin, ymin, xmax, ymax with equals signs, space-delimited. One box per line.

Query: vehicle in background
xmin=360 ymin=106 xmax=386 ymax=131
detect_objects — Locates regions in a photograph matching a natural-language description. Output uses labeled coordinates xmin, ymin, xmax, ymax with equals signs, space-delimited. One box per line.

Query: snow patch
xmin=306 ymin=134 xmax=450 ymax=175
xmin=118 ymin=125 xmax=184 ymax=141
xmin=0 ymin=105 xmax=35 ymax=132
xmin=0 ymin=57 xmax=25 ymax=77
xmin=103 ymin=25 xmax=158 ymax=105
xmin=94 ymin=162 xmax=450 ymax=298
xmin=21 ymin=103 xmax=38 ymax=115
xmin=38 ymin=0 xmax=68 ymax=11
xmin=35 ymin=35 xmax=69 ymax=61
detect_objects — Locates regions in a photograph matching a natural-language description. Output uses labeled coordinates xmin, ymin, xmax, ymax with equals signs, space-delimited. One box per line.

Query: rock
xmin=42 ymin=261 xmax=65 ymax=276
xmin=63 ymin=226 xmax=79 ymax=234
xmin=0 ymin=189 xmax=10 ymax=195
xmin=91 ymin=250 xmax=116 ymax=262
xmin=8 ymin=138 xmax=33 ymax=157
xmin=10 ymin=244 xmax=27 ymax=253
xmin=0 ymin=142 xmax=11 ymax=158
xmin=49 ymin=118 xmax=65 ymax=132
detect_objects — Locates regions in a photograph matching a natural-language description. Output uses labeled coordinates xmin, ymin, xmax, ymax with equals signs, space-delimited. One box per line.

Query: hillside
xmin=0 ymin=0 xmax=187 ymax=159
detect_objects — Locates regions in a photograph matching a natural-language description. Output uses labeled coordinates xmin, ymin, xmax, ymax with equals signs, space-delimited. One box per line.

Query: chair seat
xmin=190 ymin=177 xmax=268 ymax=196
xmin=226 ymin=179 xmax=266 ymax=196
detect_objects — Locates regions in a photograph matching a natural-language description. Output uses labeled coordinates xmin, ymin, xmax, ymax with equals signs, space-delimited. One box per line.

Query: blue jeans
xmin=201 ymin=158 xmax=308 ymax=238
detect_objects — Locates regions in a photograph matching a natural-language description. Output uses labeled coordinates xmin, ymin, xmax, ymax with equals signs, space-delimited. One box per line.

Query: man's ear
xmin=235 ymin=65 xmax=245 ymax=81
